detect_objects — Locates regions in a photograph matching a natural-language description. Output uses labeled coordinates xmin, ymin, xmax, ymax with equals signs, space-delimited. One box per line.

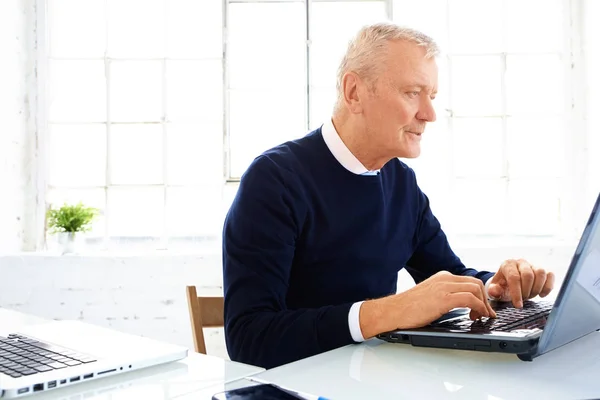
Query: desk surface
xmin=0 ymin=308 xmax=264 ymax=399
xmin=254 ymin=332 xmax=600 ymax=400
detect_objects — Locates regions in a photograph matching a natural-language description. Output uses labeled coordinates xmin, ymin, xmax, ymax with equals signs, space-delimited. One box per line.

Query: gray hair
xmin=334 ymin=22 xmax=440 ymax=112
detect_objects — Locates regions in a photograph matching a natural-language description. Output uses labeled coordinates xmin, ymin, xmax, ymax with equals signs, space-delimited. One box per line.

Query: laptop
xmin=0 ymin=318 xmax=187 ymax=398
xmin=378 ymin=192 xmax=600 ymax=361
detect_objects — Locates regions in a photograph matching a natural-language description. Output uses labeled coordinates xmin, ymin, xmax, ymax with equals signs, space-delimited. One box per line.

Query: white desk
xmin=0 ymin=308 xmax=264 ymax=399
xmin=253 ymin=332 xmax=600 ymax=400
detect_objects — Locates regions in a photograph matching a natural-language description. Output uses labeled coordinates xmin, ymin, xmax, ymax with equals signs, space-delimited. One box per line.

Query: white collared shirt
xmin=321 ymin=118 xmax=380 ymax=177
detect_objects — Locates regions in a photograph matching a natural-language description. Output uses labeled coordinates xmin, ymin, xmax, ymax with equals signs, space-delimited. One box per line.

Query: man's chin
xmin=398 ymin=147 xmax=421 ymax=159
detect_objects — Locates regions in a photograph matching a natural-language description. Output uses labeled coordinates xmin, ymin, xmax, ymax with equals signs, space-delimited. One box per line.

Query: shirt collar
xmin=321 ymin=118 xmax=379 ymax=175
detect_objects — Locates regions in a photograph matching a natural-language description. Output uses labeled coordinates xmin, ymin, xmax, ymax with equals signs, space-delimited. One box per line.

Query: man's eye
xmin=408 ymin=91 xmax=420 ymax=98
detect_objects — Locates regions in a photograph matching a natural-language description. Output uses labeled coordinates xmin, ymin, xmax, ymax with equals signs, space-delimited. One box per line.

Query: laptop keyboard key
xmin=0 ymin=334 xmax=98 ymax=378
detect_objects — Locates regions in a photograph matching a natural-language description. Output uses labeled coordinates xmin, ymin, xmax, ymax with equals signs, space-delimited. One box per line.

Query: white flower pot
xmin=56 ymin=232 xmax=80 ymax=255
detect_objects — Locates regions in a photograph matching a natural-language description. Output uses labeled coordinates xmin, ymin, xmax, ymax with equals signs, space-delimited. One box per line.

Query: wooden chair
xmin=185 ymin=285 xmax=225 ymax=354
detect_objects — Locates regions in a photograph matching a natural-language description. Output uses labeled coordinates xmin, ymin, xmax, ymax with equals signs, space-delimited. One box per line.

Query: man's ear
xmin=341 ymin=72 xmax=364 ymax=114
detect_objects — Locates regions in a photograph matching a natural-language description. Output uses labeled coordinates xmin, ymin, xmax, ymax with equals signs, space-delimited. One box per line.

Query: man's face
xmin=360 ymin=41 xmax=438 ymax=159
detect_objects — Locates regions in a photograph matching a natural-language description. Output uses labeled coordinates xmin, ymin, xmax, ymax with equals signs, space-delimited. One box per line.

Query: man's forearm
xmin=226 ymin=303 xmax=355 ymax=368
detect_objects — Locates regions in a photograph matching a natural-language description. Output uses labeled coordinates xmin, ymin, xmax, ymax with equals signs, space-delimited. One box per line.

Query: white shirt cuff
xmin=348 ymin=301 xmax=365 ymax=342
xmin=485 ymin=275 xmax=495 ymax=300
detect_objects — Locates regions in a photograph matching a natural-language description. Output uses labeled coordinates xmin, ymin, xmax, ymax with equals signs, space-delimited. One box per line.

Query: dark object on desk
xmin=378 ymin=192 xmax=600 ymax=361
xmin=212 ymin=383 xmax=300 ymax=400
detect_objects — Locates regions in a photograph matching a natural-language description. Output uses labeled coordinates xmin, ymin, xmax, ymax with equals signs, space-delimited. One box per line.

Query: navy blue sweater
xmin=222 ymin=128 xmax=493 ymax=369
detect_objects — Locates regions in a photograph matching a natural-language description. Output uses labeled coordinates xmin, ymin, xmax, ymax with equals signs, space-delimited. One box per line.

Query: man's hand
xmin=487 ymin=259 xmax=555 ymax=308
xmin=360 ymin=271 xmax=497 ymax=338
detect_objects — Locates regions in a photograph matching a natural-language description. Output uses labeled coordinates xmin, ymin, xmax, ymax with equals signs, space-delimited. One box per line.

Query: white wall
xmin=0 ymin=244 xmax=577 ymax=359
xmin=0 ymin=0 xmax=39 ymax=253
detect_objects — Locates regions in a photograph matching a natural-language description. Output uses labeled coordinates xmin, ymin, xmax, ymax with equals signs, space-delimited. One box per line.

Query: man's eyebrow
xmin=401 ymin=83 xmax=436 ymax=91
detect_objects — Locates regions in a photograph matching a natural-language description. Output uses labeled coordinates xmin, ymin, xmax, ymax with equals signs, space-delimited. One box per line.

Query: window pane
xmin=228 ymin=2 xmax=305 ymax=90
xmin=229 ymin=89 xmax=306 ymax=178
xmin=506 ymin=0 xmax=564 ymax=53
xmin=167 ymin=123 xmax=223 ymax=185
xmin=506 ymin=55 xmax=565 ymax=116
xmin=48 ymin=61 xmax=106 ymax=123
xmin=393 ymin=0 xmax=448 ymax=51
xmin=448 ymin=0 xmax=503 ymax=54
xmin=508 ymin=179 xmax=560 ymax=235
xmin=310 ymin=1 xmax=387 ymax=88
xmin=167 ymin=186 xmax=223 ymax=237
xmin=107 ymin=0 xmax=165 ymax=58
xmin=48 ymin=0 xmax=106 ymax=58
xmin=309 ymin=88 xmax=336 ymax=130
xmin=107 ymin=187 xmax=163 ymax=237
xmin=48 ymin=124 xmax=106 ymax=187
xmin=507 ymin=117 xmax=565 ymax=179
xmin=451 ymin=178 xmax=507 ymax=235
xmin=46 ymin=188 xmax=106 ymax=240
xmin=452 ymin=117 xmax=504 ymax=178
xmin=451 ymin=56 xmax=503 ymax=116
xmin=167 ymin=0 xmax=222 ymax=58
xmin=110 ymin=124 xmax=163 ymax=185
xmin=166 ymin=60 xmax=222 ymax=123
xmin=110 ymin=61 xmax=163 ymax=122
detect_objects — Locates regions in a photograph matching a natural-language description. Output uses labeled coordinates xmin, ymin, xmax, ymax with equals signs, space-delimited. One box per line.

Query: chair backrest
xmin=185 ymin=285 xmax=225 ymax=354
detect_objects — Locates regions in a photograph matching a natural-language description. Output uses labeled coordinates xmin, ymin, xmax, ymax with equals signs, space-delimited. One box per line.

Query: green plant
xmin=46 ymin=202 xmax=99 ymax=233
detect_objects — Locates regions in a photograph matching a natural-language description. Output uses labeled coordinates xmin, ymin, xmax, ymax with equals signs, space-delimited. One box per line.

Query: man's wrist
xmin=359 ymin=296 xmax=396 ymax=339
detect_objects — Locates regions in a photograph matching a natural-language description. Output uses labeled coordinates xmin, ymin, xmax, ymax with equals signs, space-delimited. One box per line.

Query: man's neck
xmin=331 ymin=114 xmax=389 ymax=171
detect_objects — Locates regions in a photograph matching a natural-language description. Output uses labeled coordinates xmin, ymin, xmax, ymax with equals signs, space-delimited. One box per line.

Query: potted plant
xmin=46 ymin=202 xmax=99 ymax=254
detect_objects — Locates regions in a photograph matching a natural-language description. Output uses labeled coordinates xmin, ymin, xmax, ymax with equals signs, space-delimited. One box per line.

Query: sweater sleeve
xmin=404 ymin=170 xmax=494 ymax=285
xmin=222 ymin=156 xmax=355 ymax=369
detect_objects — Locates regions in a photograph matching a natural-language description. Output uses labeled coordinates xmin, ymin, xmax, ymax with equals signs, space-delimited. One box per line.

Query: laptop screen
xmin=536 ymin=193 xmax=600 ymax=356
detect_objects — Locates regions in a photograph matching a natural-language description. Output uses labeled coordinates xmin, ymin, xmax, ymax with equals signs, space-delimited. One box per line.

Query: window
xmin=393 ymin=0 xmax=574 ymax=241
xmin=46 ymin=0 xmax=224 ymax=251
xmin=43 ymin=0 xmax=591 ymax=251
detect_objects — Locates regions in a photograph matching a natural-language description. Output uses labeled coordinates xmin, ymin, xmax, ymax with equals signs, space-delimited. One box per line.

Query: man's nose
xmin=417 ymin=98 xmax=436 ymax=122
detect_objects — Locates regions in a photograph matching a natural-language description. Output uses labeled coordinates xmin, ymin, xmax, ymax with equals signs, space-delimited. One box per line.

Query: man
xmin=222 ymin=22 xmax=555 ymax=369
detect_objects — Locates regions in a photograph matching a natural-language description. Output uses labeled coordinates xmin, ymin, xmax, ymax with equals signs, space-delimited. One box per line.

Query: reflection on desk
xmin=24 ymin=352 xmax=264 ymax=400
xmin=254 ymin=332 xmax=600 ymax=400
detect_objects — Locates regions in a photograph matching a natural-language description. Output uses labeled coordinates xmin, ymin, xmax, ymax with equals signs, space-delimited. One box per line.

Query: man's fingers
xmin=530 ymin=267 xmax=547 ymax=298
xmin=444 ymin=276 xmax=497 ymax=317
xmin=448 ymin=292 xmax=489 ymax=319
xmin=517 ymin=259 xmax=535 ymax=300
xmin=444 ymin=282 xmax=490 ymax=317
xmin=502 ymin=260 xmax=524 ymax=308
xmin=475 ymin=280 xmax=496 ymax=318
xmin=540 ymin=272 xmax=556 ymax=297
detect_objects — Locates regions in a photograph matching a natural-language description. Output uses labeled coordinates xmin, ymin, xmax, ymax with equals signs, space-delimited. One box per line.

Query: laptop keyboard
xmin=434 ymin=300 xmax=554 ymax=333
xmin=0 ymin=334 xmax=96 ymax=379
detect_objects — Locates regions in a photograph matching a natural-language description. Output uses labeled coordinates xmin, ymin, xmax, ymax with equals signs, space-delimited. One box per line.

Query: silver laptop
xmin=378 ymin=192 xmax=600 ymax=361
xmin=0 ymin=319 xmax=187 ymax=398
